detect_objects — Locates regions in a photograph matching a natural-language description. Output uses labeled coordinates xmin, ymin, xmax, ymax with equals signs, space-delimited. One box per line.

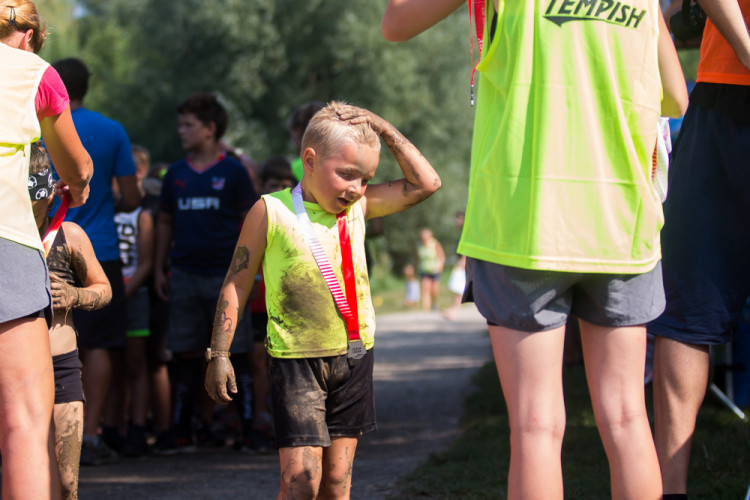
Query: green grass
xmin=389 ymin=362 xmax=750 ymax=499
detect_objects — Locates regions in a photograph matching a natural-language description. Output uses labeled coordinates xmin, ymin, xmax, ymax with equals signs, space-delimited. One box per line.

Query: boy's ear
xmin=301 ymin=147 xmax=317 ymax=174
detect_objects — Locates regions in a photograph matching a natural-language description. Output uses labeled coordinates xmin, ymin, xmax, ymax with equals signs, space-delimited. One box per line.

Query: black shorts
xmin=53 ymin=349 xmax=84 ymax=404
xmin=74 ymin=260 xmax=127 ymax=350
xmin=250 ymin=312 xmax=268 ymax=344
xmin=270 ymin=350 xmax=377 ymax=448
xmin=147 ymin=285 xmax=172 ymax=363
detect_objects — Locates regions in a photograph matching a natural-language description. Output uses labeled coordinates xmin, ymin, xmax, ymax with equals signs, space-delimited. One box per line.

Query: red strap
xmin=468 ymin=0 xmax=486 ymax=105
xmin=337 ymin=212 xmax=360 ymax=340
xmin=42 ymin=195 xmax=69 ymax=257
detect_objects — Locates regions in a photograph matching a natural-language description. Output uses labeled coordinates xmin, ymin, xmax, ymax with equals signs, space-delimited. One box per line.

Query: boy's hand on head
xmin=336 ymin=105 xmax=390 ymax=136
xmin=205 ymin=358 xmax=237 ymax=405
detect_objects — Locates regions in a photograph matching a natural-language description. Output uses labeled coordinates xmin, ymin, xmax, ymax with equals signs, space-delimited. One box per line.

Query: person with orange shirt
xmin=648 ymin=2 xmax=750 ymax=499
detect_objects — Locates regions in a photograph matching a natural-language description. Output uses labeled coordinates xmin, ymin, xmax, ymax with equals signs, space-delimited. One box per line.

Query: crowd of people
xmin=1 ymin=0 xmax=749 ymax=499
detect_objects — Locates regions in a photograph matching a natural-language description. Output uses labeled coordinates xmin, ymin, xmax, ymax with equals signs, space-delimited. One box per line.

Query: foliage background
xmin=36 ymin=0 xmax=475 ymax=275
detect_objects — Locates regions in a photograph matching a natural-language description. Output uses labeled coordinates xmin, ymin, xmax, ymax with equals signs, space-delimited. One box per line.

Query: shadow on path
xmin=77 ymin=306 xmax=490 ymax=499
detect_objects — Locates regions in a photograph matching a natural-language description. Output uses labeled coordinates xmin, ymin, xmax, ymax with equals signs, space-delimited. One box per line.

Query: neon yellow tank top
xmin=262 ymin=189 xmax=375 ymax=358
xmin=458 ymin=0 xmax=663 ymax=274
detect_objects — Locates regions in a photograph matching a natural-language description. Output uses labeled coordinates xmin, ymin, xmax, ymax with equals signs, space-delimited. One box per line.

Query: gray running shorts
xmin=464 ymin=258 xmax=665 ymax=331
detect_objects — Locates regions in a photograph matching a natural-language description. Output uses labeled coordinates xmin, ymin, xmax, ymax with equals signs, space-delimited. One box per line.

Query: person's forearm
xmin=382 ymin=124 xmax=441 ymax=200
xmin=700 ymin=0 xmax=750 ymax=70
xmin=154 ymin=217 xmax=173 ymax=275
xmin=115 ymin=175 xmax=142 ymax=213
xmin=211 ymin=244 xmax=257 ymax=352
xmin=40 ymin=109 xmax=93 ymax=207
xmin=76 ymin=284 xmax=112 ymax=311
xmin=382 ymin=0 xmax=465 ymax=41
xmin=125 ymin=264 xmax=152 ymax=298
xmin=658 ymin=12 xmax=689 ymax=117
xmin=210 ymin=288 xmax=239 ymax=352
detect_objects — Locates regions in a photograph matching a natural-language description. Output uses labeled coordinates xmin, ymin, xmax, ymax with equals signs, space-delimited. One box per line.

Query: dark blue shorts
xmin=167 ymin=267 xmax=253 ymax=354
xmin=648 ymin=102 xmax=750 ymax=345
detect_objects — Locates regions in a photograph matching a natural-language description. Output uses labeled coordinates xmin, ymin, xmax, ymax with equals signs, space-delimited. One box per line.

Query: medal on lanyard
xmin=291 ymin=185 xmax=365 ymax=359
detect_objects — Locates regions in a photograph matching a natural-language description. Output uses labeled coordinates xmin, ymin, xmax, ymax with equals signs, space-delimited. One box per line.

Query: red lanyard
xmin=468 ymin=0 xmax=486 ymax=106
xmin=337 ymin=212 xmax=360 ymax=338
xmin=42 ymin=195 xmax=69 ymax=257
xmin=291 ymin=185 xmax=361 ymax=342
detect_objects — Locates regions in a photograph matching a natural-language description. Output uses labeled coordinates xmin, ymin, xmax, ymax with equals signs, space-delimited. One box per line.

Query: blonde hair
xmin=131 ymin=144 xmax=151 ymax=169
xmin=0 ymin=0 xmax=47 ymax=53
xmin=301 ymin=101 xmax=380 ymax=160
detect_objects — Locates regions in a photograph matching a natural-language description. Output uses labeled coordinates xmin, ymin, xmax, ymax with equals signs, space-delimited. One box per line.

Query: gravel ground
xmin=77 ymin=305 xmax=490 ymax=499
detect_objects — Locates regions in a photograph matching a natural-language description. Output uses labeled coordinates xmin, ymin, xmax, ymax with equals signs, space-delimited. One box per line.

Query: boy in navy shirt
xmin=154 ymin=92 xmax=257 ymax=453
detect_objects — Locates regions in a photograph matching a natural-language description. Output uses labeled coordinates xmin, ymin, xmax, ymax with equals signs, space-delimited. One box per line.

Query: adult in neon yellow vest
xmin=383 ymin=1 xmax=688 ymax=498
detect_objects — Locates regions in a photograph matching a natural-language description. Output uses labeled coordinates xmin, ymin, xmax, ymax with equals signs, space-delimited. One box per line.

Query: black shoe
xmin=80 ymin=436 xmax=120 ymax=466
xmin=196 ymin=424 xmax=225 ymax=448
xmin=237 ymin=429 xmax=273 ymax=455
xmin=121 ymin=426 xmax=148 ymax=457
xmin=100 ymin=426 xmax=126 ymax=453
xmin=151 ymin=432 xmax=196 ymax=455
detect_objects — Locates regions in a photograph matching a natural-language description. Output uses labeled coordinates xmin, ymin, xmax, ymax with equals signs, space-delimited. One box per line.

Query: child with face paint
xmin=205 ymin=102 xmax=441 ymax=499
xmin=29 ymin=142 xmax=112 ymax=500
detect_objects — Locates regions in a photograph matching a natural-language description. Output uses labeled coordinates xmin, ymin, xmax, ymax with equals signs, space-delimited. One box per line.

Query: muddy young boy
xmin=205 ymin=101 xmax=440 ymax=499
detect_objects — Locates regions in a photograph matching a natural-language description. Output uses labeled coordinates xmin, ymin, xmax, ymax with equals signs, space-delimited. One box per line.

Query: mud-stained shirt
xmin=262 ymin=189 xmax=375 ymax=359
xmin=46 ymin=226 xmax=80 ymax=295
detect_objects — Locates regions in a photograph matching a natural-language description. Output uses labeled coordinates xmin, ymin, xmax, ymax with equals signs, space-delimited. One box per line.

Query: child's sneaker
xmin=151 ymin=432 xmax=196 ymax=455
xmin=80 ymin=436 xmax=120 ymax=466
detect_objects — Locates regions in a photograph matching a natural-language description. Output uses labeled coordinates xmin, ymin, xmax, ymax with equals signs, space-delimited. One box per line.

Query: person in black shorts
xmin=648 ymin=3 xmax=750 ymax=497
xmin=30 ymin=142 xmax=111 ymax=497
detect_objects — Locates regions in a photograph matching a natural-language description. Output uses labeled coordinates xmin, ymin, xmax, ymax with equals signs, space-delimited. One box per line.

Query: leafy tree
xmin=42 ymin=0 xmax=475 ymax=275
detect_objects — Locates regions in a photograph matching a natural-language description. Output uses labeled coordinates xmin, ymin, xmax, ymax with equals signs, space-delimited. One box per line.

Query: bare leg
xmin=490 ymin=324 xmax=566 ymax=500
xmin=53 ymin=401 xmax=84 ymax=500
xmin=80 ymin=347 xmax=112 ymax=438
xmin=0 ymin=317 xmax=59 ymax=499
xmin=148 ymin=360 xmax=171 ymax=434
xmin=319 ymin=437 xmax=358 ymax=499
xmin=125 ymin=337 xmax=149 ymax=428
xmin=250 ymin=344 xmax=272 ymax=432
xmin=430 ymin=278 xmax=440 ymax=310
xmin=277 ymin=446 xmax=323 ymax=500
xmin=420 ymin=276 xmax=431 ymax=311
xmin=579 ymin=321 xmax=661 ymax=500
xmin=442 ymin=293 xmax=462 ymax=320
xmin=653 ymin=336 xmax=709 ymax=495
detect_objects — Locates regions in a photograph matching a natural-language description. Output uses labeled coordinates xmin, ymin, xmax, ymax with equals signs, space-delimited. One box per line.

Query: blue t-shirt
xmin=160 ymin=155 xmax=256 ymax=275
xmin=53 ymin=107 xmax=136 ymax=262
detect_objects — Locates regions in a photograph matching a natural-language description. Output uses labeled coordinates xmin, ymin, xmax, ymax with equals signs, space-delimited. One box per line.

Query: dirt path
xmin=77 ymin=306 xmax=490 ymax=499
